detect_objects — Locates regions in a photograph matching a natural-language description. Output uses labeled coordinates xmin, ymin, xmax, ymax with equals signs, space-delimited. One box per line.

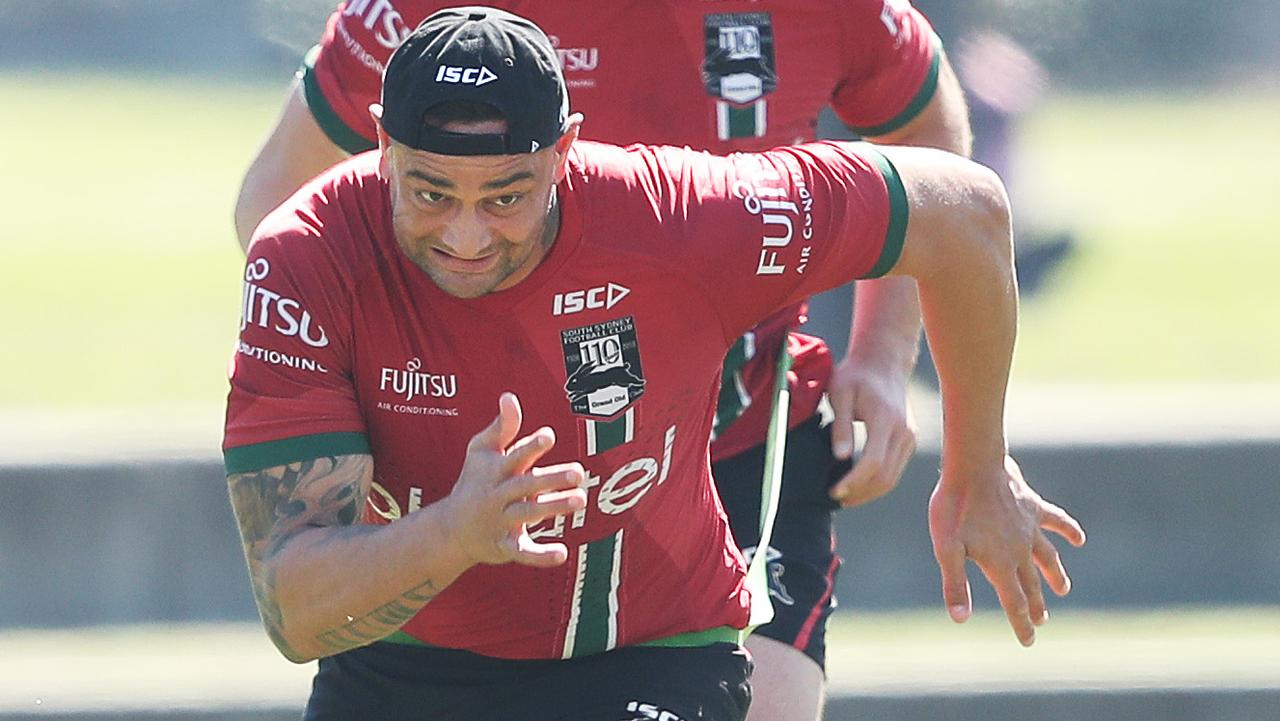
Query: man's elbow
xmin=251 ymin=568 xmax=317 ymax=663
xmin=233 ymin=181 xmax=264 ymax=253
xmin=261 ymin=612 xmax=320 ymax=664
xmin=269 ymin=631 xmax=315 ymax=664
xmin=967 ymin=162 xmax=1014 ymax=273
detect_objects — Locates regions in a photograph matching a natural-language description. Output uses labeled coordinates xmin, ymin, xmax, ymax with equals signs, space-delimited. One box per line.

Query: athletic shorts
xmin=303 ymin=640 xmax=752 ymax=721
xmin=713 ymin=412 xmax=848 ymax=670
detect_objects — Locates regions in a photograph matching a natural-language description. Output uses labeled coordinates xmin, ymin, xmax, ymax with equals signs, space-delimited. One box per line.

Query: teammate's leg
xmin=713 ymin=414 xmax=848 ymax=721
xmin=745 ymin=635 xmax=825 ymax=721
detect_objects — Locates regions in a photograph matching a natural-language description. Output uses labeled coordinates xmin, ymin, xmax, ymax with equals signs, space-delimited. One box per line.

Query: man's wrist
xmin=410 ymin=496 xmax=478 ymax=575
xmin=939 ymin=441 xmax=1010 ymax=487
xmin=841 ymin=341 xmax=918 ymax=380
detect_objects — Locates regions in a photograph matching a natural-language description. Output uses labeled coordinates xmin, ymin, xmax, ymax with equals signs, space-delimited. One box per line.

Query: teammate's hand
xmin=928 ymin=455 xmax=1086 ymax=646
xmin=443 ymin=392 xmax=587 ymax=568
xmin=827 ymin=355 xmax=918 ymax=507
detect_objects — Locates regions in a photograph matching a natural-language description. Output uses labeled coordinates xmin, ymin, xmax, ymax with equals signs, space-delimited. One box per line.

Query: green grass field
xmin=3 ymin=73 xmax=1278 ymax=408
xmin=824 ymin=606 xmax=1280 ymax=693
xmin=1014 ymin=94 xmax=1280 ymax=381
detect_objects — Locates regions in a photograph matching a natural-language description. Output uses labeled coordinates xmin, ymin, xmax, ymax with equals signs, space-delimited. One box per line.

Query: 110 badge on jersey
xmin=560 ymin=316 xmax=646 ymax=419
xmin=702 ymin=12 xmax=778 ymax=139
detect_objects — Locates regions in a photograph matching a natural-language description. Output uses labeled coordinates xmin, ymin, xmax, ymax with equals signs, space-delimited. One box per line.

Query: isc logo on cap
xmin=436 ymin=65 xmax=498 ymax=86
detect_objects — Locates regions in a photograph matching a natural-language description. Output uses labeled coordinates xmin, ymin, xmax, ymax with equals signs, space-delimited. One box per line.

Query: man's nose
xmin=440 ymin=207 xmax=490 ymax=257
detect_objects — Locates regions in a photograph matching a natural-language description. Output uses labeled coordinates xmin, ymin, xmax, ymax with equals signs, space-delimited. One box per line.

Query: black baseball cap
xmin=380 ymin=6 xmax=569 ymax=156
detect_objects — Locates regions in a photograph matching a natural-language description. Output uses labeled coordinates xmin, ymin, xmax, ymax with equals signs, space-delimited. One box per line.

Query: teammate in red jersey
xmin=225 ymin=8 xmax=1084 ymax=720
xmin=234 ymin=4 xmax=968 ymax=718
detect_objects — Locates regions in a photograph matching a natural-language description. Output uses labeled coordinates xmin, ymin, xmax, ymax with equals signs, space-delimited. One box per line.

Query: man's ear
xmin=552 ymin=113 xmax=584 ymax=183
xmin=371 ymin=104 xmax=394 ymax=175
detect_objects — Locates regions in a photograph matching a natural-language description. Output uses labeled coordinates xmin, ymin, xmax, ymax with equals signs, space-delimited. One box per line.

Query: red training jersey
xmin=300 ymin=0 xmax=940 ymax=461
xmin=224 ymin=140 xmax=908 ymax=659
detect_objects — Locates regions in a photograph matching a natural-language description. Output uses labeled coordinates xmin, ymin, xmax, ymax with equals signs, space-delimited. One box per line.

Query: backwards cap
xmin=380 ymin=6 xmax=568 ymax=155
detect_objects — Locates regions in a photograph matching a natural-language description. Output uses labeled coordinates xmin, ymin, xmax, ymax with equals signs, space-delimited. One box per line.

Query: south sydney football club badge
xmin=561 ymin=317 xmax=645 ymax=456
xmin=703 ymin=12 xmax=777 ymax=140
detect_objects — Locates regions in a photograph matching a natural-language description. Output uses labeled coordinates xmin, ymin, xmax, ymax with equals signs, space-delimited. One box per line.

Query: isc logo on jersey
xmin=436 ymin=65 xmax=498 ymax=86
xmin=624 ymin=701 xmax=686 ymax=721
xmin=552 ymin=283 xmax=630 ymax=316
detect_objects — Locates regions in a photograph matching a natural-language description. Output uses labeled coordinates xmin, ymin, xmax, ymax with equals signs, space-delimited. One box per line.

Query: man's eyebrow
xmin=481 ymin=171 xmax=535 ymax=191
xmin=406 ymin=170 xmax=454 ymax=188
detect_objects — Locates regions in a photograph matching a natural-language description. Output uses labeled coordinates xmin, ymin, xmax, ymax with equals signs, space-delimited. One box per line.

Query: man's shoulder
xmin=568 ymin=140 xmax=721 ymax=190
xmin=565 ymin=141 xmax=708 ymax=231
xmin=251 ymin=152 xmax=386 ymax=261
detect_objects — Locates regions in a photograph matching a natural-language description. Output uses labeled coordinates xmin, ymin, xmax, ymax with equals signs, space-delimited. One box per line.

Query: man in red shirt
xmin=225 ymin=8 xmax=1083 ymax=720
xmin=235 ymin=4 xmax=969 ymax=718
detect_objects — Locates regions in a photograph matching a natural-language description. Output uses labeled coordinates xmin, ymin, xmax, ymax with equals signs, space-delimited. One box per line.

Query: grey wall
xmin=835 ymin=442 xmax=1280 ymax=611
xmin=2 ymin=440 xmax=1277 ymax=628
xmin=0 ymin=462 xmax=256 ymax=626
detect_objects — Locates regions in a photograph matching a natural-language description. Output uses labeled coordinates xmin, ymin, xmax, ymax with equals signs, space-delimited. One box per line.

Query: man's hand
xmin=443 ymin=392 xmax=587 ymax=568
xmin=827 ymin=355 xmax=918 ymax=507
xmin=928 ymin=456 xmax=1086 ymax=646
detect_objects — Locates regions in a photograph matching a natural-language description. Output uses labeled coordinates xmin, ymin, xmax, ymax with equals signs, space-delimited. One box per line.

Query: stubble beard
xmin=395 ymin=192 xmax=561 ymax=299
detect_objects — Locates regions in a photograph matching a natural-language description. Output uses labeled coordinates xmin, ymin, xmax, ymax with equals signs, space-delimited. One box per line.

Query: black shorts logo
xmin=561 ymin=316 xmax=645 ymax=418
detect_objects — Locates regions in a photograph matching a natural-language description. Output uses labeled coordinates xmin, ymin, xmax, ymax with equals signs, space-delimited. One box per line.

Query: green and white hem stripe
xmin=223 ymin=431 xmax=370 ymax=474
xmin=848 ymin=33 xmax=945 ymax=138
xmin=562 ymin=529 xmax=625 ymax=658
xmin=299 ymin=46 xmax=379 ymax=156
xmin=861 ymin=148 xmax=910 ymax=279
xmin=585 ymin=407 xmax=636 ymax=456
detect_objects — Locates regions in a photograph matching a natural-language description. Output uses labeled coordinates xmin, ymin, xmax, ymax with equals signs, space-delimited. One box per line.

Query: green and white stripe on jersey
xmin=745 ymin=340 xmax=792 ymax=628
xmin=562 ymin=529 xmax=625 ymax=658
xmin=712 ymin=331 xmax=757 ymax=441
xmin=585 ymin=407 xmax=636 ymax=456
xmin=716 ymin=99 xmax=768 ymax=140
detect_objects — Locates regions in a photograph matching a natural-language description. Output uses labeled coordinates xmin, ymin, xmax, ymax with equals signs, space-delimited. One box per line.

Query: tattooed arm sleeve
xmin=226 ymin=454 xmax=469 ymax=662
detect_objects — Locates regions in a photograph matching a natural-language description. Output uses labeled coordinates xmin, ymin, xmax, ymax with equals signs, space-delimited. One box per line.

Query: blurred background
xmin=1 ymin=1 xmax=1277 ymax=719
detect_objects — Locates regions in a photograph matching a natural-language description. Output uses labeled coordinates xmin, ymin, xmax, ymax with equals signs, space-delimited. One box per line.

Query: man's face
xmin=382 ymin=120 xmax=564 ymax=299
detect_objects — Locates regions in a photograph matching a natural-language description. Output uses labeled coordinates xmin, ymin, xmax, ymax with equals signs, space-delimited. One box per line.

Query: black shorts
xmin=304 ymin=640 xmax=752 ymax=721
xmin=713 ymin=413 xmax=848 ymax=670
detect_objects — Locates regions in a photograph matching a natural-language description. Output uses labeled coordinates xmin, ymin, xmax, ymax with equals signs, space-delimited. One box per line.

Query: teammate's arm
xmin=875 ymin=145 xmax=1086 ymax=646
xmin=864 ymin=52 xmax=972 ymax=154
xmin=827 ymin=53 xmax=972 ymax=507
xmin=226 ymin=393 xmax=587 ymax=663
xmin=234 ymin=79 xmax=350 ymax=250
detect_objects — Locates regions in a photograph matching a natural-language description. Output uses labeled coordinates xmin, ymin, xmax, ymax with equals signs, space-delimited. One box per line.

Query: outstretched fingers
xmin=502 ymin=464 xmax=588 ymax=527
xmin=1040 ymin=500 xmax=1087 ymax=547
xmin=1019 ymin=561 xmax=1048 ymax=627
xmin=504 ymin=533 xmax=570 ymax=567
xmin=503 ymin=425 xmax=558 ymax=476
xmin=469 ymin=392 xmax=524 ymax=454
xmin=934 ymin=541 xmax=973 ymax=624
xmin=1032 ymin=531 xmax=1073 ymax=596
xmin=990 ymin=568 xmax=1036 ymax=647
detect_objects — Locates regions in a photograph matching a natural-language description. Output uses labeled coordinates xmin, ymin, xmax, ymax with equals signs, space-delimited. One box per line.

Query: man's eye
xmin=418 ymin=191 xmax=447 ymax=204
xmin=491 ymin=193 xmax=522 ymax=208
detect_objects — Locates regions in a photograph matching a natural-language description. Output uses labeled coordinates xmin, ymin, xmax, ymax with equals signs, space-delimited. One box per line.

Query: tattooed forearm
xmin=315 ymin=578 xmax=443 ymax=653
xmin=227 ymin=454 xmax=374 ymax=661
